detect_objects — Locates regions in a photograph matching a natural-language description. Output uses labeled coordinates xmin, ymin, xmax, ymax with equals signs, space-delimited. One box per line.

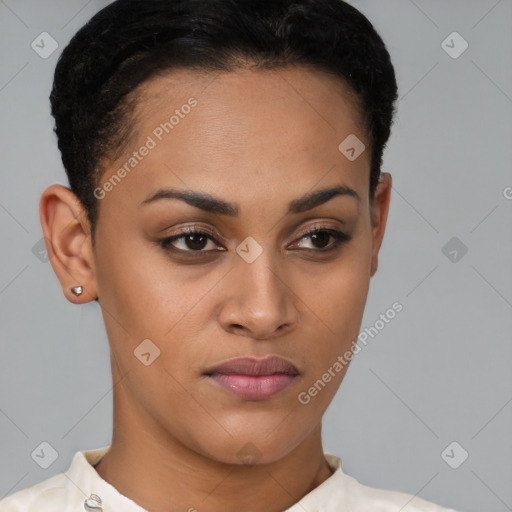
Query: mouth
xmin=203 ymin=355 xmax=299 ymax=401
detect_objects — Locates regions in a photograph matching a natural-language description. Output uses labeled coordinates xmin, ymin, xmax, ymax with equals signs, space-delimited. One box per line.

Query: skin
xmin=40 ymin=66 xmax=391 ymax=512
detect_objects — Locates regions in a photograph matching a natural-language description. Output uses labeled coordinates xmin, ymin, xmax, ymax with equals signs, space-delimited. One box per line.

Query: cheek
xmin=294 ymin=236 xmax=371 ymax=390
xmin=95 ymin=228 xmax=182 ymax=331
xmin=292 ymin=268 xmax=370 ymax=422
xmin=94 ymin=228 xmax=218 ymax=384
xmin=299 ymin=237 xmax=371 ymax=336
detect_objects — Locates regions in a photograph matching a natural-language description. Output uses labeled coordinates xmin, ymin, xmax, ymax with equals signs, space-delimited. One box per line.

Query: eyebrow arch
xmin=140 ymin=185 xmax=360 ymax=216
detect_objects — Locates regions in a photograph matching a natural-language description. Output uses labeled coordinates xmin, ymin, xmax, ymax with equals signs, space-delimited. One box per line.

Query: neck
xmin=94 ymin=382 xmax=334 ymax=512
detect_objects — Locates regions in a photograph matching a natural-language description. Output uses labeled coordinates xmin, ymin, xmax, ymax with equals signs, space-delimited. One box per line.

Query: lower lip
xmin=207 ymin=373 xmax=296 ymax=400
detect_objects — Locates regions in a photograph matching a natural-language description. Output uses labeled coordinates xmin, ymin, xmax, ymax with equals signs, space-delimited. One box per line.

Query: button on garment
xmin=84 ymin=493 xmax=103 ymax=511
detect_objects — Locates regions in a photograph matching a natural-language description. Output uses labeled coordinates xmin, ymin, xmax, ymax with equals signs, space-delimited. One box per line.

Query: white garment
xmin=0 ymin=446 xmax=459 ymax=511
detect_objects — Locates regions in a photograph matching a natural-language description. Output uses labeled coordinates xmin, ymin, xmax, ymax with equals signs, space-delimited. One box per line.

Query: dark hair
xmin=50 ymin=0 xmax=398 ymax=246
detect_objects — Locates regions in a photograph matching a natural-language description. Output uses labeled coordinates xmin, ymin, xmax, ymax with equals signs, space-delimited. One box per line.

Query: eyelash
xmin=158 ymin=224 xmax=352 ymax=257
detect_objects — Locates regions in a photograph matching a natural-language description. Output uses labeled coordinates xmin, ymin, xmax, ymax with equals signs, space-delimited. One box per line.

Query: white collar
xmin=68 ymin=446 xmax=147 ymax=511
xmin=3 ymin=445 xmax=456 ymax=511
xmin=71 ymin=446 xmax=344 ymax=512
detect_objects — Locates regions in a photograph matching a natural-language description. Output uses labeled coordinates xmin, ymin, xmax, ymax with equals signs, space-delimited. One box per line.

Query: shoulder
xmin=0 ymin=448 xmax=109 ymax=512
xmin=347 ymin=479 xmax=460 ymax=511
xmin=0 ymin=472 xmax=76 ymax=512
xmin=322 ymin=454 xmax=460 ymax=512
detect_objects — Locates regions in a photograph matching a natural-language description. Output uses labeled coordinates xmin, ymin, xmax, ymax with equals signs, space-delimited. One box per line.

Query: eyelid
xmin=166 ymin=223 xmax=223 ymax=242
xmin=293 ymin=220 xmax=346 ymax=240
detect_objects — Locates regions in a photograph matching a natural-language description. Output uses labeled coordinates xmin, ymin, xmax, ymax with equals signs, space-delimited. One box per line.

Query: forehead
xmin=133 ymin=65 xmax=365 ymax=138
xmin=97 ymin=65 xmax=370 ymax=215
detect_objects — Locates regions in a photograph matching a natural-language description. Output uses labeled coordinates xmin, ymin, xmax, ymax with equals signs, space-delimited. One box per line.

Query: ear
xmin=369 ymin=172 xmax=392 ymax=277
xmin=39 ymin=184 xmax=98 ymax=304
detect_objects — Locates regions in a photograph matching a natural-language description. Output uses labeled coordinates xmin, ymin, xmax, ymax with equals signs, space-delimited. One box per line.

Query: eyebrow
xmin=140 ymin=184 xmax=360 ymax=216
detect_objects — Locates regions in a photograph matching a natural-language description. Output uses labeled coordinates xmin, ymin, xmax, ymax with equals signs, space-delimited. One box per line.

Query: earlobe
xmin=39 ymin=184 xmax=98 ymax=304
xmin=369 ymin=172 xmax=392 ymax=277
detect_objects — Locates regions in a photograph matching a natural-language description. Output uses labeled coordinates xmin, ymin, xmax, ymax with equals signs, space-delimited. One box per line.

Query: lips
xmin=204 ymin=356 xmax=299 ymax=377
xmin=204 ymin=356 xmax=299 ymax=400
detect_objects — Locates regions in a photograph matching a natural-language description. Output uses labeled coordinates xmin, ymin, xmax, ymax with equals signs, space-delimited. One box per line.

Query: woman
xmin=0 ymin=0 xmax=460 ymax=510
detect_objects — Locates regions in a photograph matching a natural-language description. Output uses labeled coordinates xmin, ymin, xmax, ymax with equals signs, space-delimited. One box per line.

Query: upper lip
xmin=204 ymin=355 xmax=299 ymax=376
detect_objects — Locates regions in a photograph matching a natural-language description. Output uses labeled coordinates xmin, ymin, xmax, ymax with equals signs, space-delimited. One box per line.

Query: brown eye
xmin=309 ymin=231 xmax=331 ymax=249
xmin=293 ymin=228 xmax=351 ymax=251
xmin=159 ymin=227 xmax=223 ymax=253
xmin=178 ymin=233 xmax=209 ymax=251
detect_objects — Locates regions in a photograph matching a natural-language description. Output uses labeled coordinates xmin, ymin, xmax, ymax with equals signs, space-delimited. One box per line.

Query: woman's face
xmin=90 ymin=66 xmax=390 ymax=464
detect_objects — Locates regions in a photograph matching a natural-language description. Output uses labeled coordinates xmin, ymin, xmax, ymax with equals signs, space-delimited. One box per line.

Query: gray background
xmin=1 ymin=1 xmax=511 ymax=511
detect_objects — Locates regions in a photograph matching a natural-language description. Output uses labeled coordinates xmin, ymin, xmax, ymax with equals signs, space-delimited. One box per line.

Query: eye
xmin=292 ymin=226 xmax=352 ymax=251
xmin=159 ymin=225 xmax=225 ymax=254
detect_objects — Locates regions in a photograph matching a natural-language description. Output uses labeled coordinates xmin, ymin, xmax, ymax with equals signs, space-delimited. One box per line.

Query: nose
xmin=217 ymin=251 xmax=299 ymax=340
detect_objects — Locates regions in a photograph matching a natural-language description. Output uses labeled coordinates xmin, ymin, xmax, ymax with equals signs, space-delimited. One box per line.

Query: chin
xmin=195 ymin=429 xmax=306 ymax=467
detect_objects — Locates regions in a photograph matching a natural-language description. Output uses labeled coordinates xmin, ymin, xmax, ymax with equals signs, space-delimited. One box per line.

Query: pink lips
xmin=204 ymin=356 xmax=299 ymax=401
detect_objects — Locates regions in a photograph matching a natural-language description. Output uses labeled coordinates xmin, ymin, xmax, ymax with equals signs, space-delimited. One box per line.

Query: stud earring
xmin=70 ymin=285 xmax=83 ymax=296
